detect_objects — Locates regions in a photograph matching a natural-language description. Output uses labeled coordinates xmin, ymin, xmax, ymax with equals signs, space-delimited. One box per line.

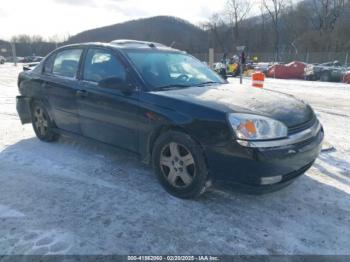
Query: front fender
xmin=138 ymin=103 xmax=193 ymax=164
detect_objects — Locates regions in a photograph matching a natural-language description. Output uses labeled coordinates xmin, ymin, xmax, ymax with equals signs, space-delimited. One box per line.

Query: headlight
xmin=228 ymin=113 xmax=288 ymax=140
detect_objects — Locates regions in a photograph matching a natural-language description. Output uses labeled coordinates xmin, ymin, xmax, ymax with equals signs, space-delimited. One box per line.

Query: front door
xmin=77 ymin=47 xmax=139 ymax=152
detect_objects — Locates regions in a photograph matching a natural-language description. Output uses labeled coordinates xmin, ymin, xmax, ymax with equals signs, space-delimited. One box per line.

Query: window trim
xmin=42 ymin=53 xmax=56 ymax=75
xmin=44 ymin=47 xmax=84 ymax=80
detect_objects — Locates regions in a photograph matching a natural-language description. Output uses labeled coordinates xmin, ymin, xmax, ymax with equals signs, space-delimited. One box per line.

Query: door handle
xmin=76 ymin=90 xmax=88 ymax=98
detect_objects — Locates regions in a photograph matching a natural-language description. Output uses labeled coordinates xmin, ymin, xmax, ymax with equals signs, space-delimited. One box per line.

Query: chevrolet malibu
xmin=16 ymin=40 xmax=324 ymax=198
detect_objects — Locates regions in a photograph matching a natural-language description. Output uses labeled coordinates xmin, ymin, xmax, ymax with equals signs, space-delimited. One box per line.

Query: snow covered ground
xmin=0 ymin=63 xmax=349 ymax=255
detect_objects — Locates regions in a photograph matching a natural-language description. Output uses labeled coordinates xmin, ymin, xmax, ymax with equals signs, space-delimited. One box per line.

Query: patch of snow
xmin=0 ymin=204 xmax=25 ymax=218
xmin=0 ymin=64 xmax=349 ymax=255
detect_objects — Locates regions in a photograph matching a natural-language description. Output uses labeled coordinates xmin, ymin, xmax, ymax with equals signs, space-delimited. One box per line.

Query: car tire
xmin=31 ymin=101 xmax=58 ymax=142
xmin=152 ymin=130 xmax=210 ymax=199
xmin=320 ymin=72 xmax=330 ymax=82
xmin=305 ymin=75 xmax=313 ymax=81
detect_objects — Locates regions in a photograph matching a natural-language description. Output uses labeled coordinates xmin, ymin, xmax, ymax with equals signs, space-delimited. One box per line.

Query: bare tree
xmin=205 ymin=13 xmax=231 ymax=53
xmin=262 ymin=0 xmax=286 ymax=61
xmin=225 ymin=0 xmax=251 ymax=47
xmin=11 ymin=35 xmax=31 ymax=44
xmin=259 ymin=3 xmax=268 ymax=50
xmin=312 ymin=0 xmax=346 ymax=34
xmin=48 ymin=34 xmax=70 ymax=48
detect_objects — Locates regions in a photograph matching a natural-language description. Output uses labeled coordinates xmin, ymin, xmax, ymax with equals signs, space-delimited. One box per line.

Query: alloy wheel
xmin=33 ymin=106 xmax=49 ymax=137
xmin=159 ymin=142 xmax=196 ymax=188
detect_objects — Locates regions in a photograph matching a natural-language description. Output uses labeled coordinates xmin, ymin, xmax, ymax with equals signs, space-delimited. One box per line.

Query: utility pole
xmin=209 ymin=48 xmax=214 ymax=69
xmin=11 ymin=41 xmax=17 ymax=66
xmin=236 ymin=46 xmax=246 ymax=84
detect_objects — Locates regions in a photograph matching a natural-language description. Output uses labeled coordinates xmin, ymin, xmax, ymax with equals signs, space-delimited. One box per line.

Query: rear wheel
xmin=305 ymin=75 xmax=313 ymax=81
xmin=152 ymin=131 xmax=210 ymax=199
xmin=31 ymin=101 xmax=58 ymax=142
xmin=320 ymin=72 xmax=331 ymax=82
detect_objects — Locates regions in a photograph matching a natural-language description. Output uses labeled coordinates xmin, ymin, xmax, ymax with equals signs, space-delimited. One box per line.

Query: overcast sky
xmin=0 ymin=0 xmax=267 ymax=40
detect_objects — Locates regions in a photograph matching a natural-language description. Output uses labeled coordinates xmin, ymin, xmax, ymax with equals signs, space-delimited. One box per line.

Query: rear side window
xmin=83 ymin=48 xmax=126 ymax=83
xmin=52 ymin=49 xmax=83 ymax=78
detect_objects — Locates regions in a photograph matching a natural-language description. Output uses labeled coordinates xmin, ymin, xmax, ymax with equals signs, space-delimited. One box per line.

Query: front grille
xmin=288 ymin=116 xmax=317 ymax=135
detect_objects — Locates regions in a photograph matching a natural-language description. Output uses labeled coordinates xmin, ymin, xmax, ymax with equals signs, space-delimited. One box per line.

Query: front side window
xmin=125 ymin=50 xmax=225 ymax=90
xmin=83 ymin=48 xmax=126 ymax=83
xmin=52 ymin=49 xmax=82 ymax=78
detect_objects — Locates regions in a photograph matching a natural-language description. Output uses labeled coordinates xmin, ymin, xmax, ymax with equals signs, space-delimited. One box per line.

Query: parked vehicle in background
xmin=213 ymin=62 xmax=227 ymax=79
xmin=344 ymin=71 xmax=350 ymax=84
xmin=23 ymin=62 xmax=40 ymax=71
xmin=16 ymin=40 xmax=323 ymax=199
xmin=226 ymin=57 xmax=241 ymax=77
xmin=22 ymin=56 xmax=44 ymax=63
xmin=304 ymin=61 xmax=347 ymax=82
xmin=0 ymin=56 xmax=5 ymax=64
xmin=5 ymin=57 xmax=19 ymax=63
xmin=267 ymin=61 xmax=306 ymax=80
xmin=253 ymin=62 xmax=271 ymax=76
xmin=33 ymin=56 xmax=44 ymax=62
xmin=213 ymin=60 xmax=240 ymax=78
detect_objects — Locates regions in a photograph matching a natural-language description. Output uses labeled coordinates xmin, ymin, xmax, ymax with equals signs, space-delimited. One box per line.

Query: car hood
xmin=152 ymin=84 xmax=314 ymax=128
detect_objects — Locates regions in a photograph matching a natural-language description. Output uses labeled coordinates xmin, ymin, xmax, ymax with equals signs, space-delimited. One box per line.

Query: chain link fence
xmin=1 ymin=40 xmax=349 ymax=67
xmin=192 ymin=51 xmax=350 ymax=66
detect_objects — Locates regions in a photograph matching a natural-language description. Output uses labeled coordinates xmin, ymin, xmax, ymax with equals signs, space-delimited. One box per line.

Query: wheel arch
xmin=30 ymin=97 xmax=56 ymax=125
xmin=146 ymin=124 xmax=210 ymax=172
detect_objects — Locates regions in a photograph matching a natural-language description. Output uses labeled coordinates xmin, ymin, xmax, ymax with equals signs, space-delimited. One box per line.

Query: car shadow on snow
xmin=316 ymin=153 xmax=350 ymax=180
xmin=0 ymin=136 xmax=350 ymax=254
xmin=1 ymin=135 xmax=349 ymax=203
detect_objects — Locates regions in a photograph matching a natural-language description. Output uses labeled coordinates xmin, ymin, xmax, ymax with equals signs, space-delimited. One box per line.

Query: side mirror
xmin=23 ymin=65 xmax=32 ymax=71
xmin=98 ymin=77 xmax=133 ymax=93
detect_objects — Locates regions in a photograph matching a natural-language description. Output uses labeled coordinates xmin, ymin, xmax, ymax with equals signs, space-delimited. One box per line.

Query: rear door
xmin=41 ymin=48 xmax=84 ymax=134
xmin=77 ymin=47 xmax=139 ymax=152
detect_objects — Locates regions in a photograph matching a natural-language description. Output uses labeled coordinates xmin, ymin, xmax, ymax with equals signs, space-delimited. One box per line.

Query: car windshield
xmin=125 ymin=50 xmax=225 ymax=90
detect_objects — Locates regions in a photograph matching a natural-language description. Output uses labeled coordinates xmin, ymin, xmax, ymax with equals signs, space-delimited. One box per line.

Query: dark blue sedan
xmin=16 ymin=40 xmax=324 ymax=198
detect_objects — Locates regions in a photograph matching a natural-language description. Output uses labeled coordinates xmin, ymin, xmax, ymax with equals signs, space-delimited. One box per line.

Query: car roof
xmin=57 ymin=39 xmax=183 ymax=53
xmin=111 ymin=39 xmax=167 ymax=48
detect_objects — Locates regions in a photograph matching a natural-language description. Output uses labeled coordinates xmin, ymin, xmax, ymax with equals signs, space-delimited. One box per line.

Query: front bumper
xmin=205 ymin=123 xmax=324 ymax=188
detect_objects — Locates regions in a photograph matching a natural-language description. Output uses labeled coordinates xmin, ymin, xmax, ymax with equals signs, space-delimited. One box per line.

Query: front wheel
xmin=31 ymin=101 xmax=58 ymax=142
xmin=152 ymin=131 xmax=210 ymax=199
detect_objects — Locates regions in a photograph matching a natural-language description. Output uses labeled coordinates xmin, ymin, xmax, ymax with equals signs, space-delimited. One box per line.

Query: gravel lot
xmin=0 ymin=64 xmax=349 ymax=255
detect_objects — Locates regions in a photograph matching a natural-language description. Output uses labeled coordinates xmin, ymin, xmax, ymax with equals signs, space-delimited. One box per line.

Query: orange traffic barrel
xmin=252 ymin=71 xmax=265 ymax=88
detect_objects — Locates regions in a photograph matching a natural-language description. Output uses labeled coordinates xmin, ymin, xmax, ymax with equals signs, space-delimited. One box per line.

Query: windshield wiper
xmin=196 ymin=81 xmax=222 ymax=86
xmin=152 ymin=84 xmax=191 ymax=91
xmin=152 ymin=82 xmax=222 ymax=91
